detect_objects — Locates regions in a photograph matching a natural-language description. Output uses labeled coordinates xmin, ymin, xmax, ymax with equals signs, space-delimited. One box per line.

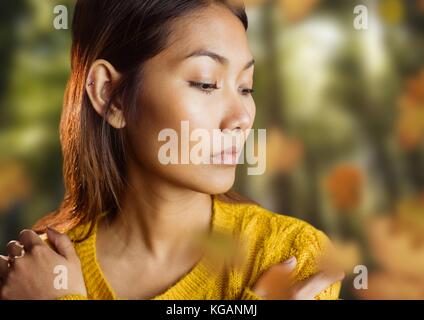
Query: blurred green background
xmin=1 ymin=0 xmax=423 ymax=299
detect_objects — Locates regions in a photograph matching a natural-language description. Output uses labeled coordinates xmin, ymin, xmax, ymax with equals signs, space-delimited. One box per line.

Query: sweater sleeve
xmin=289 ymin=224 xmax=342 ymax=300
xmin=57 ymin=294 xmax=89 ymax=300
xmin=240 ymin=287 xmax=263 ymax=300
xmin=240 ymin=220 xmax=341 ymax=300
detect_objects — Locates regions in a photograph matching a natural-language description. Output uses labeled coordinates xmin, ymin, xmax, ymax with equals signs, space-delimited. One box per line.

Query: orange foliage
xmin=396 ymin=69 xmax=424 ymax=151
xmin=325 ymin=164 xmax=363 ymax=212
xmin=264 ymin=127 xmax=304 ymax=175
xmin=318 ymin=238 xmax=362 ymax=276
xmin=244 ymin=0 xmax=321 ymax=23
xmin=361 ymin=205 xmax=424 ymax=299
xmin=0 ymin=161 xmax=32 ymax=212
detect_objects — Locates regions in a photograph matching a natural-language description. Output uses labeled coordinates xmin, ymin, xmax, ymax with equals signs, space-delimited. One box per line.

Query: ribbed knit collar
xmin=70 ymin=194 xmax=236 ymax=300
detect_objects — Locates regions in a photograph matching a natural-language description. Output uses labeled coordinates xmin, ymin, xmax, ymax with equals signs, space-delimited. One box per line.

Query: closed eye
xmin=241 ymin=88 xmax=254 ymax=96
xmin=188 ymin=81 xmax=219 ymax=95
xmin=189 ymin=81 xmax=254 ymax=97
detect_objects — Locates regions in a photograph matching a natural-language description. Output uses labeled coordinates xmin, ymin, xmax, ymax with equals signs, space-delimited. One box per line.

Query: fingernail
xmin=47 ymin=226 xmax=56 ymax=233
xmin=46 ymin=227 xmax=57 ymax=236
xmin=283 ymin=256 xmax=296 ymax=264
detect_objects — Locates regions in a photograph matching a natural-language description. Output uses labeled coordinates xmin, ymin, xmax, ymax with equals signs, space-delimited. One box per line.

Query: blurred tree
xmin=0 ymin=0 xmax=74 ymax=245
xmin=0 ymin=0 xmax=27 ymax=126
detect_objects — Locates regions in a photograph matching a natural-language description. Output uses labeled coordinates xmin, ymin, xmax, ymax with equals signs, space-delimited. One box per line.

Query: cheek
xmin=246 ymin=99 xmax=256 ymax=129
xmin=126 ymin=84 xmax=220 ymax=168
xmin=142 ymin=78 xmax=219 ymax=132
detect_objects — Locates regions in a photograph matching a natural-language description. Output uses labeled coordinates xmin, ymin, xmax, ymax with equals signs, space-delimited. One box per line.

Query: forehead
xmin=151 ymin=4 xmax=253 ymax=70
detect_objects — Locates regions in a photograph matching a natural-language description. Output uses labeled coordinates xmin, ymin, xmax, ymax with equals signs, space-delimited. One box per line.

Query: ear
xmin=85 ymin=59 xmax=126 ymax=129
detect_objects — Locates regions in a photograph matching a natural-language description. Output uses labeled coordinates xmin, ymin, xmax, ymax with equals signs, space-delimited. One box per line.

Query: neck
xmin=100 ymin=163 xmax=213 ymax=260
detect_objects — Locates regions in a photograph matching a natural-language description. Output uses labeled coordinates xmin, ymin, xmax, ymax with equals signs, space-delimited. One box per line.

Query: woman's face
xmin=127 ymin=4 xmax=255 ymax=194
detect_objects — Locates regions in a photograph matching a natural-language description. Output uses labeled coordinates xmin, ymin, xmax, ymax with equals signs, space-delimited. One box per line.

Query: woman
xmin=0 ymin=0 xmax=343 ymax=300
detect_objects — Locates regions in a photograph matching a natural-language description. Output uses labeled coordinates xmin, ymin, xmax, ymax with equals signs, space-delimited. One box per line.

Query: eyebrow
xmin=184 ymin=49 xmax=255 ymax=70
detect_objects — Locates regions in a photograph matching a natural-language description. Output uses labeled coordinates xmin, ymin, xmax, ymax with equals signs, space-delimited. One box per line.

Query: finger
xmin=278 ymin=256 xmax=297 ymax=272
xmin=252 ymin=256 xmax=297 ymax=299
xmin=292 ymin=271 xmax=345 ymax=300
xmin=0 ymin=255 xmax=9 ymax=280
xmin=18 ymin=229 xmax=44 ymax=251
xmin=46 ymin=227 xmax=76 ymax=260
xmin=6 ymin=241 xmax=25 ymax=259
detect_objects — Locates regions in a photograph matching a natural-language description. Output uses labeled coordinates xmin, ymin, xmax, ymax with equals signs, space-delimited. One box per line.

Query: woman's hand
xmin=0 ymin=228 xmax=87 ymax=300
xmin=252 ymin=256 xmax=344 ymax=300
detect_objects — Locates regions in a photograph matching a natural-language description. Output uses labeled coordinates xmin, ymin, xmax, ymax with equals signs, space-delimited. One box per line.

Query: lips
xmin=216 ymin=146 xmax=237 ymax=156
xmin=211 ymin=146 xmax=239 ymax=164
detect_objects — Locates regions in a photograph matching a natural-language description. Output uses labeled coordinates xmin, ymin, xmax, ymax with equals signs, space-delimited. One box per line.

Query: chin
xmin=198 ymin=166 xmax=237 ymax=194
xmin=162 ymin=164 xmax=237 ymax=194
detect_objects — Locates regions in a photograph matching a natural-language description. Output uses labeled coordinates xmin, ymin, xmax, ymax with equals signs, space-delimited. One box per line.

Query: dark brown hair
xmin=33 ymin=0 xmax=254 ymax=241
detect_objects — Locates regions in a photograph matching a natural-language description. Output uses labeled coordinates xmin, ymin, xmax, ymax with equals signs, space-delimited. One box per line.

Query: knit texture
xmin=56 ymin=195 xmax=341 ymax=300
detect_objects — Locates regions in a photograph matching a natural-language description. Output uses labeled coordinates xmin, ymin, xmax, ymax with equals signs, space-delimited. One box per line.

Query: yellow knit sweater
xmin=56 ymin=195 xmax=341 ymax=300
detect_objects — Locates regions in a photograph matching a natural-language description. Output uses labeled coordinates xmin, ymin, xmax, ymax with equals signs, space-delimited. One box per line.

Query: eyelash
xmin=188 ymin=81 xmax=254 ymax=96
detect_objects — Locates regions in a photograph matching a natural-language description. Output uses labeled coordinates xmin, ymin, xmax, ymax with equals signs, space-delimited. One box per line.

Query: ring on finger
xmin=8 ymin=244 xmax=26 ymax=266
xmin=13 ymin=246 xmax=25 ymax=260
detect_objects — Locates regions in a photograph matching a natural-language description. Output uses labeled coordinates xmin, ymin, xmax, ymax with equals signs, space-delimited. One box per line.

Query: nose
xmin=219 ymin=91 xmax=253 ymax=133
